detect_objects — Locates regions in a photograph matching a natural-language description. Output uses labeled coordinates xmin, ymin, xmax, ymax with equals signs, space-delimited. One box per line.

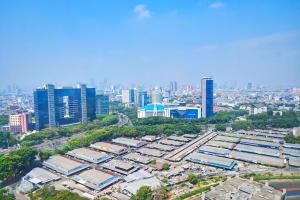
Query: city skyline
xmin=1 ymin=0 xmax=300 ymax=89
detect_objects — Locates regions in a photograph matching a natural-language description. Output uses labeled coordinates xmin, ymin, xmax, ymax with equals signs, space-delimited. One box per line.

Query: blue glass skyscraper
xmin=34 ymin=84 xmax=96 ymax=130
xmin=201 ymin=77 xmax=214 ymax=118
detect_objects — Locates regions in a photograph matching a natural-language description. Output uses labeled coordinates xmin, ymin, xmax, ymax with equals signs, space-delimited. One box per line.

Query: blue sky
xmin=0 ymin=0 xmax=300 ymax=89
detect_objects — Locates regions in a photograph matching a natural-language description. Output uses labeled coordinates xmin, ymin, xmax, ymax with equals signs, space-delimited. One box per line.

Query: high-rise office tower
xmin=96 ymin=94 xmax=109 ymax=115
xmin=151 ymin=88 xmax=163 ymax=104
xmin=201 ymin=77 xmax=214 ymax=118
xmin=247 ymin=82 xmax=253 ymax=91
xmin=169 ymin=81 xmax=178 ymax=96
xmin=138 ymin=91 xmax=148 ymax=107
xmin=34 ymin=84 xmax=96 ymax=130
xmin=122 ymin=88 xmax=136 ymax=105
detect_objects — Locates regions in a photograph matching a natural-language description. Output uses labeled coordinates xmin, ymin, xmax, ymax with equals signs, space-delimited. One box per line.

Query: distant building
xmin=169 ymin=81 xmax=178 ymax=95
xmin=151 ymin=88 xmax=162 ymax=104
xmin=122 ymin=89 xmax=136 ymax=106
xmin=138 ymin=104 xmax=166 ymax=118
xmin=201 ymin=77 xmax=214 ymax=118
xmin=293 ymin=127 xmax=300 ymax=137
xmin=137 ymin=104 xmax=201 ymax=119
xmin=96 ymin=94 xmax=109 ymax=115
xmin=9 ymin=113 xmax=32 ymax=133
xmin=205 ymin=176 xmax=284 ymax=200
xmin=138 ymin=91 xmax=148 ymax=107
xmin=292 ymin=87 xmax=300 ymax=95
xmin=240 ymin=105 xmax=267 ymax=115
xmin=33 ymin=84 xmax=96 ymax=130
xmin=246 ymin=82 xmax=253 ymax=90
xmin=165 ymin=107 xmax=201 ymax=119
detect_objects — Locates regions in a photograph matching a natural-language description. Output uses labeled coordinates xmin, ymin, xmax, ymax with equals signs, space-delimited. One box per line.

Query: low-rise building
xmin=112 ymin=137 xmax=146 ymax=148
xmin=123 ymin=153 xmax=151 ymax=164
xmin=90 ymin=142 xmax=128 ymax=155
xmin=120 ymin=169 xmax=161 ymax=196
xmin=136 ymin=147 xmax=165 ymax=157
xmin=66 ymin=148 xmax=112 ymax=163
xmin=43 ymin=155 xmax=90 ymax=176
xmin=101 ymin=159 xmax=138 ymax=175
xmin=9 ymin=112 xmax=32 ymax=133
xmin=205 ymin=177 xmax=284 ymax=200
xmin=186 ymin=152 xmax=237 ymax=170
xmin=19 ymin=168 xmax=60 ymax=193
xmin=71 ymin=169 xmax=119 ymax=191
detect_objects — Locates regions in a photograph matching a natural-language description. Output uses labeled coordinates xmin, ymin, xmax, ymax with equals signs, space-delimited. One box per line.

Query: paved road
xmin=117 ymin=112 xmax=133 ymax=126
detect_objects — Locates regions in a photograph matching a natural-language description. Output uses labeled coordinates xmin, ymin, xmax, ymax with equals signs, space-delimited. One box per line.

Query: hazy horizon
xmin=1 ymin=0 xmax=300 ymax=89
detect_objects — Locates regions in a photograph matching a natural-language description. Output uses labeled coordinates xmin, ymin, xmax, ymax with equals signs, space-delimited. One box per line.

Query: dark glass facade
xmin=205 ymin=79 xmax=214 ymax=117
xmin=34 ymin=85 xmax=96 ymax=130
xmin=138 ymin=91 xmax=148 ymax=107
xmin=96 ymin=94 xmax=109 ymax=115
xmin=170 ymin=108 xmax=200 ymax=119
xmin=34 ymin=89 xmax=49 ymax=130
xmin=201 ymin=78 xmax=214 ymax=118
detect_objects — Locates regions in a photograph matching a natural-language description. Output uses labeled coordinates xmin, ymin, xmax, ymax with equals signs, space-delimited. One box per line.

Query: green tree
xmin=284 ymin=135 xmax=300 ymax=144
xmin=215 ymin=124 xmax=226 ymax=132
xmin=153 ymin=186 xmax=169 ymax=200
xmin=162 ymin=163 xmax=170 ymax=171
xmin=0 ymin=147 xmax=37 ymax=181
xmin=30 ymin=186 xmax=88 ymax=200
xmin=232 ymin=120 xmax=253 ymax=130
xmin=187 ymin=173 xmax=199 ymax=185
xmin=0 ymin=188 xmax=15 ymax=200
xmin=130 ymin=186 xmax=153 ymax=200
xmin=0 ymin=115 xmax=8 ymax=126
xmin=0 ymin=132 xmax=17 ymax=148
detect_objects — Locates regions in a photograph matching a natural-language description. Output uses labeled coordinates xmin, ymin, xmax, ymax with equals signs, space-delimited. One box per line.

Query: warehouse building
xmin=239 ymin=138 xmax=280 ymax=149
xmin=71 ymin=169 xmax=119 ymax=191
xmin=123 ymin=153 xmax=151 ymax=164
xmin=237 ymin=130 xmax=285 ymax=139
xmin=213 ymin=135 xmax=240 ymax=143
xmin=136 ymin=147 xmax=165 ymax=157
xmin=19 ymin=168 xmax=60 ymax=193
xmin=112 ymin=137 xmax=146 ymax=148
xmin=283 ymin=148 xmax=300 ymax=157
xmin=141 ymin=135 xmax=160 ymax=142
xmin=283 ymin=143 xmax=300 ymax=150
xmin=120 ymin=169 xmax=161 ymax=196
xmin=234 ymin=144 xmax=281 ymax=157
xmin=167 ymin=135 xmax=191 ymax=143
xmin=90 ymin=142 xmax=128 ymax=155
xmin=101 ymin=159 xmax=138 ymax=175
xmin=221 ymin=133 xmax=279 ymax=143
xmin=43 ymin=155 xmax=90 ymax=176
xmin=159 ymin=139 xmax=184 ymax=147
xmin=182 ymin=134 xmax=198 ymax=139
xmin=197 ymin=145 xmax=231 ymax=157
xmin=186 ymin=152 xmax=237 ymax=170
xmin=289 ymin=157 xmax=300 ymax=167
xmin=205 ymin=176 xmax=284 ymax=200
xmin=147 ymin=143 xmax=175 ymax=152
xmin=230 ymin=151 xmax=285 ymax=168
xmin=66 ymin=148 xmax=112 ymax=163
xmin=206 ymin=140 xmax=236 ymax=149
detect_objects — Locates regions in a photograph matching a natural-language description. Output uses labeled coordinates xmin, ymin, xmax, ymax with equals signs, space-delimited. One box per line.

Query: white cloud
xmin=134 ymin=4 xmax=151 ymax=20
xmin=209 ymin=2 xmax=224 ymax=9
xmin=194 ymin=30 xmax=300 ymax=53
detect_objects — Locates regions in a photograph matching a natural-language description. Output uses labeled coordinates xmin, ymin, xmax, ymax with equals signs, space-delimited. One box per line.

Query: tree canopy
xmin=0 ymin=115 xmax=8 ymax=126
xmin=29 ymin=186 xmax=88 ymax=200
xmin=130 ymin=186 xmax=153 ymax=200
xmin=0 ymin=146 xmax=37 ymax=181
